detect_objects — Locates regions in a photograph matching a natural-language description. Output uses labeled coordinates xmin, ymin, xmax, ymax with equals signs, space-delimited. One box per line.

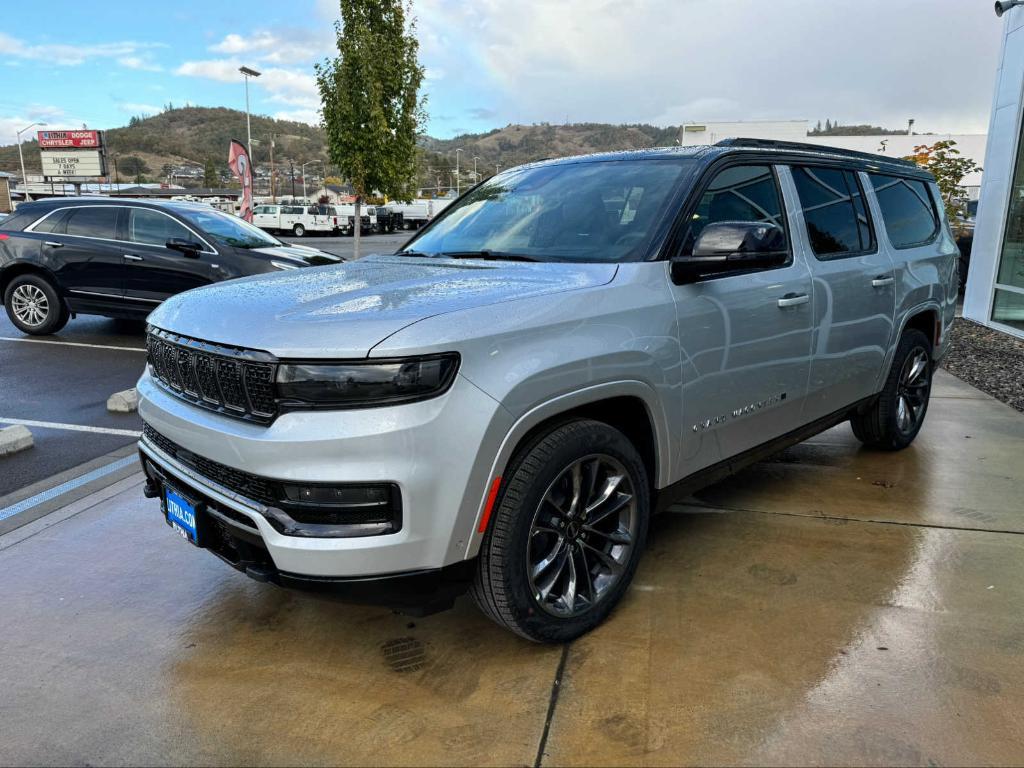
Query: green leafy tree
xmin=904 ymin=140 xmax=982 ymax=236
xmin=316 ymin=0 xmax=426 ymax=257
xmin=203 ymin=158 xmax=218 ymax=187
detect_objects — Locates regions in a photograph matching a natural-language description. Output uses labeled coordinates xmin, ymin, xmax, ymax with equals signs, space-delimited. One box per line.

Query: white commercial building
xmin=964 ymin=3 xmax=1024 ymax=338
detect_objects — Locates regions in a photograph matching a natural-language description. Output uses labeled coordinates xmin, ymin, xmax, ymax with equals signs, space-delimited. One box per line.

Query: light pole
xmin=473 ymin=156 xmax=481 ymax=182
xmin=301 ymin=160 xmax=319 ymax=202
xmin=16 ymin=121 xmax=46 ymax=199
xmin=239 ymin=66 xmax=261 ymax=155
xmin=454 ymin=148 xmax=463 ymax=195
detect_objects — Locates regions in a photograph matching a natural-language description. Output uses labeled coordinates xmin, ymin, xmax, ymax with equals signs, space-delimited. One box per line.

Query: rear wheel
xmin=851 ymin=329 xmax=933 ymax=450
xmin=471 ymin=419 xmax=650 ymax=643
xmin=292 ymin=223 xmax=306 ymax=237
xmin=4 ymin=273 xmax=69 ymax=335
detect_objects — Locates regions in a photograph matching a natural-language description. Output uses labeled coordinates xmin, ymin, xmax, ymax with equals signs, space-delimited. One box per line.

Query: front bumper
xmin=136 ymin=369 xmax=512 ymax=579
xmin=140 ymin=444 xmax=474 ymax=613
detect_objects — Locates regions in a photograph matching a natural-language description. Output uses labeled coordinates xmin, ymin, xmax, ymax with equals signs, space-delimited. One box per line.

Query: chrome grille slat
xmin=146 ymin=329 xmax=278 ymax=423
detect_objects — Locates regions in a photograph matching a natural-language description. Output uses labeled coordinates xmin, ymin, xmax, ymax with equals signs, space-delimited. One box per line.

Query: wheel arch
xmin=0 ymin=262 xmax=65 ymax=305
xmin=464 ymin=381 xmax=670 ymax=559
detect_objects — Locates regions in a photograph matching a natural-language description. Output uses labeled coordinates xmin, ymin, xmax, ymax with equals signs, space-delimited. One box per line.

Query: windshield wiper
xmin=437 ymin=250 xmax=538 ymax=262
xmin=397 ymin=250 xmax=439 ymax=258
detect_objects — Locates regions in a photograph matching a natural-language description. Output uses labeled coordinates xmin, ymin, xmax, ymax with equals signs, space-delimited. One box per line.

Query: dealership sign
xmin=37 ymin=130 xmax=102 ymax=149
xmin=40 ymin=150 xmax=106 ymax=179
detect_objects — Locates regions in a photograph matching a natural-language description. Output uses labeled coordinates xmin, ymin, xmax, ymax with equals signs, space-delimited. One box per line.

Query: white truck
xmin=252 ymin=204 xmax=336 ymax=237
xmin=388 ymin=198 xmax=453 ymax=229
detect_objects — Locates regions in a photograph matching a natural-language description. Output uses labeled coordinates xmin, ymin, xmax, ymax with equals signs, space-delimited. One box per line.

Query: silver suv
xmin=138 ymin=139 xmax=957 ymax=642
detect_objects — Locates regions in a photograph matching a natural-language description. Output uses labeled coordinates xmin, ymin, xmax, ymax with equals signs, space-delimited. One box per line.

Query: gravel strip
xmin=941 ymin=317 xmax=1024 ymax=412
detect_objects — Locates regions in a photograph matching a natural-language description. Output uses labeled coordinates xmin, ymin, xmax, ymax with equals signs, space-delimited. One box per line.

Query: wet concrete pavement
xmin=1 ymin=371 xmax=1022 ymax=766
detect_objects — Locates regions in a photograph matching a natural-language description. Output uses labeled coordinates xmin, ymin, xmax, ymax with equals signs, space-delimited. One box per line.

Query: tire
xmin=471 ymin=419 xmax=650 ymax=643
xmin=851 ymin=329 xmax=933 ymax=450
xmin=292 ymin=224 xmax=305 ymax=237
xmin=3 ymin=273 xmax=69 ymax=336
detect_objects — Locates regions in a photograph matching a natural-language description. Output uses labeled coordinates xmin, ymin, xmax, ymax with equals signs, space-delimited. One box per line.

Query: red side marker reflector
xmin=0 ymin=234 xmax=8 ymax=240
xmin=478 ymin=476 xmax=502 ymax=533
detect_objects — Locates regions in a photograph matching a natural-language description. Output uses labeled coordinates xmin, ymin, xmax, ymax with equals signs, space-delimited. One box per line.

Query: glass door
xmin=993 ymin=130 xmax=1024 ymax=333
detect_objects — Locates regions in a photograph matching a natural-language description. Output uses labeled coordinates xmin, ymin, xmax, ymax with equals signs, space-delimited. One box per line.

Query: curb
xmin=0 ymin=425 xmax=33 ymax=457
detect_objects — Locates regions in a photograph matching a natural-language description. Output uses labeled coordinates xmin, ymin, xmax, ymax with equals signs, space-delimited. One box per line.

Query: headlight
xmin=276 ymin=353 xmax=460 ymax=408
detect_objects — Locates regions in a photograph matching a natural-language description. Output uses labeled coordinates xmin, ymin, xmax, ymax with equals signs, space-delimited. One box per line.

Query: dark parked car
xmin=0 ymin=198 xmax=343 ymax=334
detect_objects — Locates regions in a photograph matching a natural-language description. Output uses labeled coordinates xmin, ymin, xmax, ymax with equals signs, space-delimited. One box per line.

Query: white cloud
xmin=207 ymin=28 xmax=333 ymax=64
xmin=0 ymin=32 xmax=164 ymax=67
xmin=414 ymin=0 xmax=1003 ymax=134
xmin=118 ymin=56 xmax=162 ymax=72
xmin=175 ymin=58 xmax=320 ymax=121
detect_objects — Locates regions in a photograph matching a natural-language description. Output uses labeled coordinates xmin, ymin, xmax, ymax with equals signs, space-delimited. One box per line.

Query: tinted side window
xmin=129 ymin=208 xmax=192 ymax=247
xmin=33 ymin=209 xmax=70 ymax=234
xmin=869 ymin=174 xmax=939 ymax=248
xmin=682 ymin=164 xmax=786 ymax=254
xmin=791 ymin=167 xmax=874 ymax=258
xmin=64 ymin=207 xmax=119 ymax=239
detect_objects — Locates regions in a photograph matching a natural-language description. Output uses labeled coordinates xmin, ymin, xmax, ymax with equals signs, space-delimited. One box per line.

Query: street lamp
xmin=239 ymin=66 xmax=261 ymax=155
xmin=473 ymin=156 xmax=481 ymax=182
xmin=16 ymin=121 xmax=46 ymax=199
xmin=301 ymin=160 xmax=319 ymax=202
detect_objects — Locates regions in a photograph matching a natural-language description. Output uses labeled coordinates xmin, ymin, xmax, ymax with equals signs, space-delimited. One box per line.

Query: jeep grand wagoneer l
xmin=136 ymin=139 xmax=956 ymax=642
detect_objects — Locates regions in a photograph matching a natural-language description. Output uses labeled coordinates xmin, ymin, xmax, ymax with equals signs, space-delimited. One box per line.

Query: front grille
xmin=147 ymin=329 xmax=277 ymax=422
xmin=142 ymin=423 xmax=277 ymax=506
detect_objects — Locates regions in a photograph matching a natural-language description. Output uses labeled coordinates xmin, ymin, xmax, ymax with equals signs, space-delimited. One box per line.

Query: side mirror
xmin=166 ymin=238 xmax=204 ymax=258
xmin=671 ymin=221 xmax=787 ymax=284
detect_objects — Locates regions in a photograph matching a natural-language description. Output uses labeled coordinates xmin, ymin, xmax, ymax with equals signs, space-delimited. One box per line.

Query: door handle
xmin=777 ymin=293 xmax=809 ymax=308
xmin=43 ymin=241 xmax=63 ymax=248
xmin=123 ymin=254 xmax=144 ymax=262
xmin=871 ymin=275 xmax=895 ymax=287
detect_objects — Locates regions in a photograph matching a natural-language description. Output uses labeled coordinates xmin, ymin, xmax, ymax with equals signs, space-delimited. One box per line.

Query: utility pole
xmin=473 ymin=156 xmax=480 ymax=182
xmin=268 ymin=134 xmax=277 ymax=202
xmin=455 ymin=148 xmax=462 ymax=195
xmin=289 ymin=160 xmax=296 ymax=197
xmin=239 ymin=66 xmax=261 ymax=154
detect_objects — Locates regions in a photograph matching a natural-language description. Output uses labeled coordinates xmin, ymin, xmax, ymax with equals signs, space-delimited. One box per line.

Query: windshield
xmin=403 ymin=158 xmax=693 ymax=262
xmin=172 ymin=206 xmax=281 ymax=249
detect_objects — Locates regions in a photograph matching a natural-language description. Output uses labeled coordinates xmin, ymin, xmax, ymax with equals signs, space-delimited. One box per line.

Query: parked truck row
xmin=252 ymin=199 xmax=453 ymax=237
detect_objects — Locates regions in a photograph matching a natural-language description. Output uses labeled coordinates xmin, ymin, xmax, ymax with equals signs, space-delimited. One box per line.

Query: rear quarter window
xmin=868 ymin=174 xmax=940 ymax=249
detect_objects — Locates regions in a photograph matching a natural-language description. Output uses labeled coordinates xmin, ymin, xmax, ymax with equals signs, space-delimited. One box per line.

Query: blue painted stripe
xmin=0 ymin=455 xmax=139 ymax=523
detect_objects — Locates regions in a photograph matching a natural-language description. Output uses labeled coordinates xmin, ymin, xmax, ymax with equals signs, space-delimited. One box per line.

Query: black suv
xmin=0 ymin=198 xmax=343 ymax=335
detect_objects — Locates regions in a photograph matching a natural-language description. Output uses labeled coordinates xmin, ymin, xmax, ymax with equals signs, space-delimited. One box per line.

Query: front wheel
xmin=471 ymin=419 xmax=650 ymax=643
xmin=292 ymin=223 xmax=305 ymax=237
xmin=851 ymin=329 xmax=933 ymax=450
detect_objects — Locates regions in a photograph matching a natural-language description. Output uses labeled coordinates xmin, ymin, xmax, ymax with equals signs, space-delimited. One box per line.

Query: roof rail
xmin=715 ymin=137 xmax=919 ymax=168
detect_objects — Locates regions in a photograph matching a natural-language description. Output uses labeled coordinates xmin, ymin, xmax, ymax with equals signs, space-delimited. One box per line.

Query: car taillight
xmin=0 ymin=234 xmax=9 ymax=240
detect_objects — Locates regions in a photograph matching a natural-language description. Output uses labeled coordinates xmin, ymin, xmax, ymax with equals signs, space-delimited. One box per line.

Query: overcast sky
xmin=0 ymin=0 xmax=1005 ymax=143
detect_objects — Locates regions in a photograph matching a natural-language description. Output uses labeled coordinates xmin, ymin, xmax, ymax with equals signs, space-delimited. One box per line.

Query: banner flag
xmin=228 ymin=139 xmax=253 ymax=222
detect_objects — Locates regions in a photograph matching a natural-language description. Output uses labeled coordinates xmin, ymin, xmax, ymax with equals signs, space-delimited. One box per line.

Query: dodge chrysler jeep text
xmin=136 ymin=139 xmax=957 ymax=642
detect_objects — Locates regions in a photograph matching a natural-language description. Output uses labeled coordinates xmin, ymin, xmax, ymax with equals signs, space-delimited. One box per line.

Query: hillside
xmin=2 ymin=106 xmax=913 ymax=191
xmin=0 ymin=106 xmax=328 ymax=181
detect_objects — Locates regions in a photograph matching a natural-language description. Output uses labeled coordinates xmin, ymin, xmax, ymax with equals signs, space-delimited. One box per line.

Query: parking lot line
xmin=0 ymin=336 xmax=146 ymax=352
xmin=0 ymin=417 xmax=141 ymax=437
xmin=0 ymin=455 xmax=138 ymax=524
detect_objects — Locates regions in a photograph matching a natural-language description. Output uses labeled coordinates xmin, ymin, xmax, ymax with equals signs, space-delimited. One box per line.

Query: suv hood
xmin=148 ymin=254 xmax=617 ymax=358
xmin=245 ymin=243 xmax=343 ymax=266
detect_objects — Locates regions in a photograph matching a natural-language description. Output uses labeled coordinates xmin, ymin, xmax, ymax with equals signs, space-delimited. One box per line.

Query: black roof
xmin=520 ymin=138 xmax=930 ymax=179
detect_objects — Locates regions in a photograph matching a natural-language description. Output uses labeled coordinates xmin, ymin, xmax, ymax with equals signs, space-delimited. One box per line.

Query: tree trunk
xmin=353 ymin=196 xmax=361 ymax=259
